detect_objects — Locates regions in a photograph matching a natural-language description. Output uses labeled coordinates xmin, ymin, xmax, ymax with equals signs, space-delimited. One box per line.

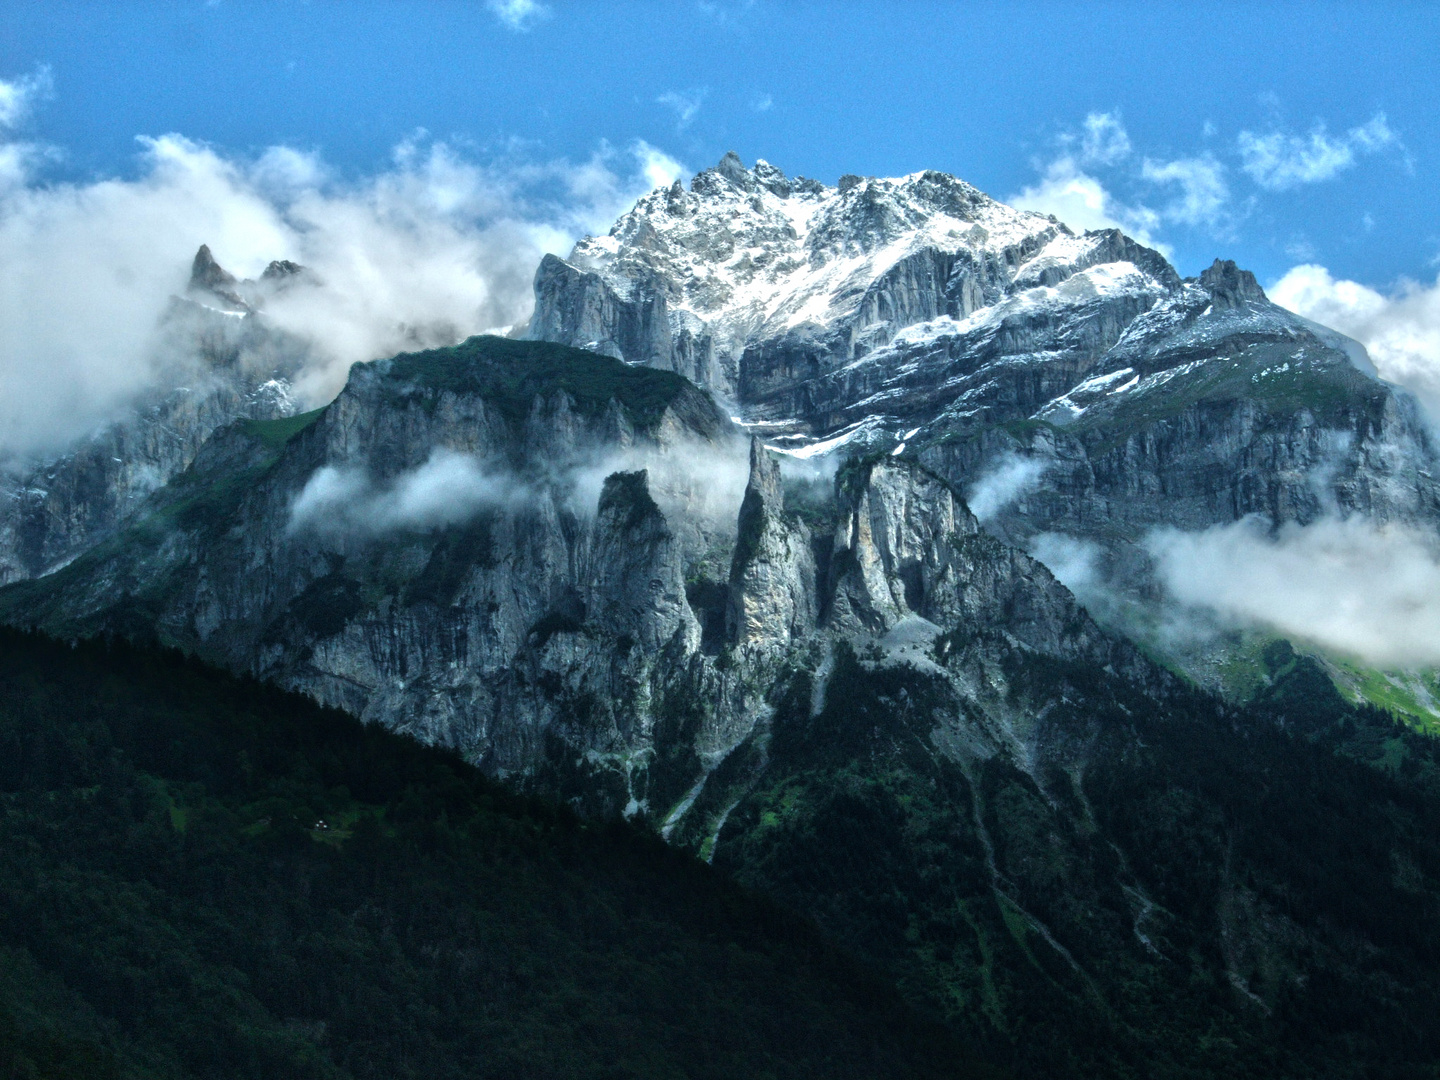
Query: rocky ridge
xmin=0 ymin=248 xmax=306 ymax=585
xmin=532 ymin=154 xmax=1440 ymax=691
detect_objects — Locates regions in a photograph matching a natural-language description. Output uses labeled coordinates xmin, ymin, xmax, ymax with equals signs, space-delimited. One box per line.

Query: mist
xmin=290 ymin=430 xmax=752 ymax=543
xmin=966 ymin=454 xmax=1047 ymax=523
xmin=289 ymin=449 xmax=532 ymax=537
xmin=1145 ymin=514 xmax=1440 ymax=667
xmin=0 ymin=120 xmax=681 ymax=464
xmin=570 ymin=434 xmax=751 ymax=532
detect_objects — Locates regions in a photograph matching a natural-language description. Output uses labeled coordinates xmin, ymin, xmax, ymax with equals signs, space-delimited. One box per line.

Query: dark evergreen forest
xmin=0 ymin=628 xmax=987 ymax=1080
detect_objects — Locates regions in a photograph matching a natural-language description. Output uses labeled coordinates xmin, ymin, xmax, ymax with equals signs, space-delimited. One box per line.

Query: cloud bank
xmin=1271 ymin=264 xmax=1440 ymax=417
xmin=1144 ymin=515 xmax=1440 ymax=667
xmin=0 ymin=84 xmax=682 ymax=463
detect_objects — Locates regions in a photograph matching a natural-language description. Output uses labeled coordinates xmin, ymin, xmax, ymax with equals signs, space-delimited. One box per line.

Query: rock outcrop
xmin=0 ymin=247 xmax=305 ymax=585
xmin=531 ymin=156 xmax=1440 ymax=690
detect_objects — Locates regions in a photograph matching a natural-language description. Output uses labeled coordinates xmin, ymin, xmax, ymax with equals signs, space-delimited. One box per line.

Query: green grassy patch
xmin=239 ymin=406 xmax=326 ymax=449
xmin=384 ymin=335 xmax=696 ymax=430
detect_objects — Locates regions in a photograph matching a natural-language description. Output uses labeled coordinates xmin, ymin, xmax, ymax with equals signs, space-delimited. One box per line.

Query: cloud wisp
xmin=1139 ymin=155 xmax=1229 ymax=228
xmin=1271 ymin=264 xmax=1440 ymax=418
xmin=966 ymin=453 xmax=1046 ymax=523
xmin=1238 ymin=114 xmax=1398 ymax=191
xmin=1011 ymin=155 xmax=1164 ymax=249
xmin=487 ymin=0 xmax=550 ymax=32
xmin=1011 ymin=111 xmax=1232 ymax=252
xmin=0 ymin=89 xmax=683 ymax=464
xmin=1144 ymin=514 xmax=1440 ymax=668
xmin=657 ymin=89 xmax=706 ymax=131
xmin=290 ymin=449 xmax=532 ymax=536
xmin=290 ymin=432 xmax=751 ymax=545
xmin=1015 ymin=108 xmax=1403 ymax=254
xmin=0 ymin=66 xmax=51 ymax=130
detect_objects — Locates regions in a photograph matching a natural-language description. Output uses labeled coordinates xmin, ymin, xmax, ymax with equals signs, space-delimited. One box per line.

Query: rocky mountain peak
xmin=189 ymin=244 xmax=237 ymax=291
xmin=186 ymin=244 xmax=252 ymax=313
xmin=714 ymin=150 xmax=751 ymax=188
xmin=261 ymin=259 xmax=305 ymax=281
xmin=534 ymin=154 xmax=1076 ymax=399
xmin=1198 ymin=257 xmax=1267 ymax=309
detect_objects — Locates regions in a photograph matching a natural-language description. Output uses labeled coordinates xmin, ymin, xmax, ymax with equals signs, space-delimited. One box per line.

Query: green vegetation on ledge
xmin=383 ymin=335 xmax=698 ymax=431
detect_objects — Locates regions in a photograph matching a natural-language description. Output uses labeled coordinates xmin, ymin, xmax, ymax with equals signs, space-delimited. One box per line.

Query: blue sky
xmin=1 ymin=1 xmax=1435 ymax=283
xmin=2 ymin=1 xmax=1440 ymax=460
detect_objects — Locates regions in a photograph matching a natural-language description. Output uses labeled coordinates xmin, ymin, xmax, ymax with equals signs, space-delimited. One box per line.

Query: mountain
xmin=6 ymin=156 xmax=1440 ymax=1076
xmin=0 ymin=625 xmax=978 ymax=1080
xmin=531 ymin=154 xmax=1440 ymax=698
xmin=0 ymin=248 xmax=307 ymax=586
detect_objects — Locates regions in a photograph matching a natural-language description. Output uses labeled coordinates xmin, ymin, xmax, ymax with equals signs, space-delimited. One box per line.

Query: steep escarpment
xmin=531 ymin=154 xmax=1440 ymax=699
xmin=0 ymin=247 xmax=307 ymax=585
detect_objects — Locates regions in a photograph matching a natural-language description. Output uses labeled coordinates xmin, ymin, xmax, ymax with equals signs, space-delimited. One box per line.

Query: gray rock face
xmin=531 ymin=158 xmax=1440 ymax=685
xmin=727 ymin=439 xmax=816 ymax=645
xmin=529 ymin=154 xmax=1437 ymax=534
xmin=530 ymin=156 xmax=1106 ymax=406
xmin=1 ymin=334 xmax=1136 ymax=827
xmin=0 ymin=255 xmax=305 ymax=586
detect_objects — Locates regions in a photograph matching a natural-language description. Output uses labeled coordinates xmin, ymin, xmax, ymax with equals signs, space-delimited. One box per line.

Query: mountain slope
xmin=8 ymin=159 xmax=1440 ymax=1077
xmin=0 ymin=625 xmax=985 ymax=1080
xmin=0 ymin=247 xmax=308 ymax=586
xmin=531 ymin=154 xmax=1440 ymax=698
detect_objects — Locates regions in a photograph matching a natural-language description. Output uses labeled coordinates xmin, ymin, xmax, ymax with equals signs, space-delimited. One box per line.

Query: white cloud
xmin=633 ymin=142 xmax=685 ymax=190
xmin=1013 ymin=113 xmax=1203 ymax=251
xmin=487 ymin=0 xmax=550 ymax=31
xmin=291 ymin=434 xmax=751 ymax=543
xmin=657 ymin=89 xmax=706 ymax=130
xmin=1238 ymin=113 xmax=1399 ymax=190
xmin=1010 ymin=157 xmax=1164 ymax=250
xmin=752 ymin=93 xmax=774 ymax=113
xmin=1076 ymin=111 xmax=1131 ymax=166
xmin=1270 ymin=263 xmax=1440 ymax=416
xmin=290 ymin=449 xmax=530 ymax=535
xmin=0 ymin=67 xmax=51 ymax=130
xmin=966 ymin=453 xmax=1046 ymax=523
xmin=0 ymin=125 xmax=683 ymax=463
xmin=1140 ymin=154 xmax=1229 ymax=227
xmin=1145 ymin=515 xmax=1440 ymax=667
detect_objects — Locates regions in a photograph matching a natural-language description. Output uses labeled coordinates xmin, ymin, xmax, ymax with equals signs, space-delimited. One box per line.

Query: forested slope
xmin=0 ymin=627 xmax=989 ymax=1080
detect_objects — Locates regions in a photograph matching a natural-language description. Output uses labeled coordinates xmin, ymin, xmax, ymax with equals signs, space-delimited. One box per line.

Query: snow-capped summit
xmin=530 ymin=155 xmax=1440 ymax=692
xmin=532 ymin=153 xmax=1140 ymax=400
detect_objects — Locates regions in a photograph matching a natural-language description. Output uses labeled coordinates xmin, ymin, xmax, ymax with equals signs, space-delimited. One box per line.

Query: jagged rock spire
xmin=727 ymin=438 xmax=816 ymax=646
xmin=189 ymin=244 xmax=237 ymax=292
xmin=1199 ymin=258 xmax=1267 ymax=309
xmin=715 ymin=150 xmax=749 ymax=187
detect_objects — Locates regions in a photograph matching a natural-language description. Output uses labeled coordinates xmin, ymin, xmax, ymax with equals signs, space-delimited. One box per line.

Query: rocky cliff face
xmin=0 ymin=332 xmax=1144 ymax=823
xmin=532 ymin=155 xmax=1440 ymax=691
xmin=0 ymin=248 xmax=305 ymax=585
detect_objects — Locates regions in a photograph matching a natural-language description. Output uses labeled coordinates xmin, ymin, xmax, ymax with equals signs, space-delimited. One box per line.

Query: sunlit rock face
xmin=533 ymin=154 xmax=1440 ymax=692
xmin=0 ymin=247 xmax=307 ymax=586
